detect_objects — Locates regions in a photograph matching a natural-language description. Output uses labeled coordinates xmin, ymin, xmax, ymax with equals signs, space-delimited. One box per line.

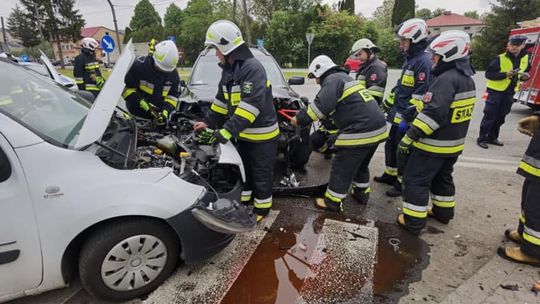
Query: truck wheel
xmin=79 ymin=218 xmax=179 ymax=301
xmin=289 ymin=139 xmax=312 ymax=169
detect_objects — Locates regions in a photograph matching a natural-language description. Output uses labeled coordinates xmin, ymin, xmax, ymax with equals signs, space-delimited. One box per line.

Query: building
xmin=426 ymin=11 xmax=485 ymax=37
xmin=52 ymin=26 xmax=124 ymax=64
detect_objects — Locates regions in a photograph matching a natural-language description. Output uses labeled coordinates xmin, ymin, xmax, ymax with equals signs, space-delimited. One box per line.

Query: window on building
xmin=464 ymin=26 xmax=471 ymax=30
xmin=434 ymin=28 xmax=440 ymax=31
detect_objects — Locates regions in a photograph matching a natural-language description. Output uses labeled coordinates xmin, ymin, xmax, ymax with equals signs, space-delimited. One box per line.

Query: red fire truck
xmin=512 ymin=19 xmax=540 ymax=110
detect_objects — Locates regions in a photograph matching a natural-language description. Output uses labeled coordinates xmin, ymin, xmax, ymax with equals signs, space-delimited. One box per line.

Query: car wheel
xmin=289 ymin=138 xmax=312 ymax=169
xmin=79 ymin=218 xmax=180 ymax=301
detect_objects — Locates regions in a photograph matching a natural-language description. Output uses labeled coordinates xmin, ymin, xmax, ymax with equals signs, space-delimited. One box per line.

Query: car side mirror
xmin=288 ymin=76 xmax=305 ymax=86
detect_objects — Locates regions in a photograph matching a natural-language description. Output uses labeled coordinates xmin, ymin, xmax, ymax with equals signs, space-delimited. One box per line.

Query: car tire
xmin=289 ymin=138 xmax=312 ymax=169
xmin=79 ymin=218 xmax=180 ymax=301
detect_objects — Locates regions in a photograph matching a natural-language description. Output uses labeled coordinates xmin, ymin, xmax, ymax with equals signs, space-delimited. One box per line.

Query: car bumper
xmin=166 ymin=179 xmax=256 ymax=264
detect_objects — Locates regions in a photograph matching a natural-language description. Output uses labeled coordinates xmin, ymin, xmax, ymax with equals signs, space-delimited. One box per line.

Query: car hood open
xmin=73 ymin=41 xmax=135 ymax=149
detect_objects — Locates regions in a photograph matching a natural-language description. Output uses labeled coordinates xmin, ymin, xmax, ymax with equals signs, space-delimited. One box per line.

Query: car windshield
xmin=23 ymin=63 xmax=51 ymax=78
xmin=0 ymin=60 xmax=91 ymax=148
xmin=190 ymin=48 xmax=287 ymax=87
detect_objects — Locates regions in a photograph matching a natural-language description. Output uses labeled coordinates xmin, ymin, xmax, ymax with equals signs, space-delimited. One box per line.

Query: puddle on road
xmin=221 ymin=206 xmax=430 ymax=304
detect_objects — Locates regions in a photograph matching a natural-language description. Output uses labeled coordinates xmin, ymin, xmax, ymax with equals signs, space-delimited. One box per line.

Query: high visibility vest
xmin=486 ymin=53 xmax=529 ymax=92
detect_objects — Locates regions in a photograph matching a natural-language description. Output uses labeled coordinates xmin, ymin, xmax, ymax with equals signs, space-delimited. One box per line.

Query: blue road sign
xmin=257 ymin=38 xmax=264 ymax=48
xmin=19 ymin=53 xmax=30 ymax=62
xmin=101 ymin=35 xmax=115 ymax=53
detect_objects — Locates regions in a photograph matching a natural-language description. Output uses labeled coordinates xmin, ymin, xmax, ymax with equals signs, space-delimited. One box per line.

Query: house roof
xmin=80 ymin=27 xmax=102 ymax=38
xmin=426 ymin=11 xmax=484 ymax=27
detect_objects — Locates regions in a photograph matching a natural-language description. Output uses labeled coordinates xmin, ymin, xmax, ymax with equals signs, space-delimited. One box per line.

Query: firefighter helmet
xmin=308 ymin=55 xmax=338 ymax=79
xmin=395 ymin=18 xmax=429 ymax=43
xmin=429 ymin=30 xmax=471 ymax=62
xmin=205 ymin=20 xmax=245 ymax=55
xmin=153 ymin=40 xmax=179 ymax=73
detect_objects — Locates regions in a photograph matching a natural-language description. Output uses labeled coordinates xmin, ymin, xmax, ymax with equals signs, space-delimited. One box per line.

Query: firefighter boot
xmin=253 ymin=207 xmax=270 ymax=223
xmin=427 ymin=207 xmax=450 ymax=224
xmin=504 ymin=229 xmax=522 ymax=244
xmin=396 ymin=214 xmax=421 ymax=236
xmin=497 ymin=246 xmax=540 ymax=267
xmin=351 ymin=186 xmax=370 ymax=205
xmin=374 ymin=173 xmax=397 ymax=186
xmin=386 ymin=182 xmax=402 ymax=197
xmin=315 ymin=198 xmax=343 ymax=212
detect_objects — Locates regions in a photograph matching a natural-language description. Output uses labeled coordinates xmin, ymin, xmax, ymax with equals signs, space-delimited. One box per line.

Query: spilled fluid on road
xmin=221 ymin=206 xmax=430 ymax=304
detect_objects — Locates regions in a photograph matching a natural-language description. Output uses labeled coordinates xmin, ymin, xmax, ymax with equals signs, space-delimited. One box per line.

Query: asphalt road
xmin=8 ymin=69 xmax=536 ymax=304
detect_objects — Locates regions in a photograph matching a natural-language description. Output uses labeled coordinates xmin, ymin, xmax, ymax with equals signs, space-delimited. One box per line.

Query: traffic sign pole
xmin=306 ymin=33 xmax=314 ymax=68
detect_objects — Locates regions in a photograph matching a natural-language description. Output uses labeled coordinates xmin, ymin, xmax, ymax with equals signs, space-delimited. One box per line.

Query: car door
xmin=0 ymin=133 xmax=42 ymax=296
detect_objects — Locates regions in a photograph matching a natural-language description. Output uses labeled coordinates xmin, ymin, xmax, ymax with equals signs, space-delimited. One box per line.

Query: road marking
xmin=143 ymin=211 xmax=279 ymax=304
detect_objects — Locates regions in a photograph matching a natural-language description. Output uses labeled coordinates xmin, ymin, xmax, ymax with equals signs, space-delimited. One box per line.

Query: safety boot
xmin=396 ymin=214 xmax=420 ymax=236
xmin=351 ymin=187 xmax=370 ymax=205
xmin=497 ymin=246 xmax=540 ymax=267
xmin=386 ymin=183 xmax=402 ymax=197
xmin=488 ymin=139 xmax=504 ymax=146
xmin=504 ymin=229 xmax=522 ymax=244
xmin=427 ymin=207 xmax=450 ymax=224
xmin=253 ymin=207 xmax=270 ymax=223
xmin=315 ymin=198 xmax=343 ymax=212
xmin=374 ymin=173 xmax=397 ymax=186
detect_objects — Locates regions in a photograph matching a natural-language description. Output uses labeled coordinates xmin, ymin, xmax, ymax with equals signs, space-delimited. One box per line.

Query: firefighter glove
xmin=398 ymin=134 xmax=414 ymax=155
xmin=211 ymin=129 xmax=231 ymax=144
xmin=96 ymin=76 xmax=105 ymax=88
xmin=140 ymin=99 xmax=159 ymax=118
xmin=155 ymin=109 xmax=169 ymax=126
xmin=381 ymin=91 xmax=395 ymax=113
xmin=518 ymin=115 xmax=539 ymax=137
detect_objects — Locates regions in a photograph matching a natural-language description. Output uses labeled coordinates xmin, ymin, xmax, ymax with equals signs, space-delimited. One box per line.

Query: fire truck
xmin=512 ymin=18 xmax=540 ymax=110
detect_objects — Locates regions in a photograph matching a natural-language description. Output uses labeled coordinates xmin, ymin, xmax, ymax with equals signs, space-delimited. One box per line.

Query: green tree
xmin=163 ymin=3 xmax=183 ymax=43
xmin=7 ymin=4 xmax=41 ymax=48
xmin=123 ymin=27 xmax=132 ymax=43
xmin=266 ymin=11 xmax=305 ymax=66
xmin=178 ymin=0 xmax=216 ymax=64
xmin=432 ymin=8 xmax=446 ymax=17
xmin=464 ymin=10 xmax=480 ymax=19
xmin=251 ymin=0 xmax=319 ymax=24
xmin=130 ymin=24 xmax=164 ymax=43
xmin=311 ymin=11 xmax=363 ymax=64
xmin=129 ymin=0 xmax=162 ymax=31
xmin=392 ymin=0 xmax=415 ymax=26
xmin=338 ymin=0 xmax=355 ymax=15
xmin=415 ymin=8 xmax=432 ymax=20
xmin=378 ymin=27 xmax=402 ymax=68
xmin=472 ymin=0 xmax=540 ymax=69
xmin=373 ymin=0 xmax=394 ymax=28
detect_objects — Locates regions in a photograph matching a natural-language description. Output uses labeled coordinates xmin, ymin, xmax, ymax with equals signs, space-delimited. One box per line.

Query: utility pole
xmin=241 ymin=0 xmax=251 ymax=44
xmin=1 ymin=17 xmax=8 ymax=53
xmin=106 ymin=0 xmax=122 ymax=54
xmin=232 ymin=0 xmax=237 ymax=23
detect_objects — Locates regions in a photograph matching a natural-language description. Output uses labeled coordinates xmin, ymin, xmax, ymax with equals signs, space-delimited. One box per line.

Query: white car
xmin=0 ymin=42 xmax=255 ymax=303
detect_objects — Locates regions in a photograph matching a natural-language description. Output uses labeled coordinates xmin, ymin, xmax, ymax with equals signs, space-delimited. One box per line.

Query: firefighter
xmin=351 ymin=38 xmax=388 ymax=105
xmin=74 ymin=37 xmax=105 ymax=97
xmin=291 ymin=55 xmax=387 ymax=209
xmin=477 ymin=34 xmax=531 ymax=149
xmin=374 ymin=18 xmax=432 ymax=197
xmin=122 ymin=40 xmax=180 ymax=126
xmin=193 ymin=20 xmax=279 ymax=222
xmin=497 ymin=112 xmax=540 ymax=266
xmin=396 ymin=30 xmax=475 ymax=235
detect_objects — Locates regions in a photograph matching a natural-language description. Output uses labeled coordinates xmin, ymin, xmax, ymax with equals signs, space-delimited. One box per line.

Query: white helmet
xmin=308 ymin=55 xmax=338 ymax=79
xmin=395 ymin=18 xmax=429 ymax=43
xmin=153 ymin=40 xmax=179 ymax=72
xmin=205 ymin=20 xmax=244 ymax=55
xmin=429 ymin=30 xmax=471 ymax=62
xmin=81 ymin=37 xmax=99 ymax=51
xmin=350 ymin=38 xmax=380 ymax=54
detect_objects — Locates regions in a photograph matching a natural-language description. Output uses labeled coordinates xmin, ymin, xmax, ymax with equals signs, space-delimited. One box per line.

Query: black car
xmin=179 ymin=47 xmax=313 ymax=187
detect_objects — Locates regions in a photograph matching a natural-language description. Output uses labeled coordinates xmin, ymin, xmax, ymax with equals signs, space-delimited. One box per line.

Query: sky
xmin=0 ymin=0 xmax=492 ymax=30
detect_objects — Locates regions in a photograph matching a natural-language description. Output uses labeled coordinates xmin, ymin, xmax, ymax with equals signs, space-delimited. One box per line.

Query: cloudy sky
xmin=0 ymin=0 xmax=492 ymax=29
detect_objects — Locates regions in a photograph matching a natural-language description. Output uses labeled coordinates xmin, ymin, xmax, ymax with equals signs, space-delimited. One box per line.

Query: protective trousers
xmin=517 ymin=179 xmax=540 ymax=259
xmin=382 ymin=124 xmax=399 ymax=178
xmin=325 ymin=146 xmax=378 ymax=206
xmin=478 ymin=90 xmax=514 ymax=143
xmin=237 ymin=139 xmax=278 ymax=213
xmin=402 ymin=151 xmax=458 ymax=233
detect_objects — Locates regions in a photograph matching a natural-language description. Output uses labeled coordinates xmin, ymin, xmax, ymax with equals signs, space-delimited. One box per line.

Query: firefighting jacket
xmin=390 ymin=41 xmax=432 ymax=125
xmin=486 ymin=50 xmax=530 ymax=93
xmin=205 ymin=45 xmax=279 ymax=143
xmin=73 ymin=50 xmax=104 ymax=93
xmin=122 ymin=55 xmax=180 ymax=115
xmin=406 ymin=62 xmax=476 ymax=157
xmin=356 ymin=56 xmax=387 ymax=104
xmin=296 ymin=69 xmax=387 ymax=148
xmin=517 ymin=112 xmax=540 ymax=183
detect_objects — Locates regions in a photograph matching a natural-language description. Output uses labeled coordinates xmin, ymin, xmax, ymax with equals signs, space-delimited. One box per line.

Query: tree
xmin=372 ymin=0 xmax=394 ymax=28
xmin=7 ymin=4 xmax=41 ymax=48
xmin=251 ymin=0 xmax=318 ymax=24
xmin=129 ymin=0 xmax=162 ymax=31
xmin=338 ymin=0 xmax=355 ymax=15
xmin=178 ymin=0 xmax=216 ymax=64
xmin=415 ymin=8 xmax=432 ymax=20
xmin=378 ymin=27 xmax=402 ymax=68
xmin=464 ymin=10 xmax=480 ymax=20
xmin=123 ymin=27 xmax=132 ymax=43
xmin=163 ymin=3 xmax=183 ymax=43
xmin=311 ymin=11 xmax=363 ymax=63
xmin=266 ymin=11 xmax=305 ymax=66
xmin=130 ymin=24 xmax=164 ymax=43
xmin=472 ymin=0 xmax=540 ymax=69
xmin=392 ymin=0 xmax=415 ymax=26
xmin=432 ymin=8 xmax=446 ymax=17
